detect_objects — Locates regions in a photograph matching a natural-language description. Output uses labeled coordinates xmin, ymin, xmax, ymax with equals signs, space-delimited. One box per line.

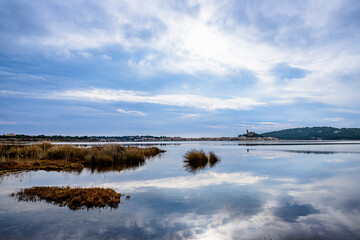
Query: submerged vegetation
xmin=10 ymin=186 xmax=123 ymax=210
xmin=183 ymin=150 xmax=220 ymax=173
xmin=0 ymin=143 xmax=165 ymax=175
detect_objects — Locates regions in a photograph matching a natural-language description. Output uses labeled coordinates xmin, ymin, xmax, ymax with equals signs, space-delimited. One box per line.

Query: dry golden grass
xmin=10 ymin=186 xmax=122 ymax=210
xmin=183 ymin=150 xmax=220 ymax=173
xmin=0 ymin=143 xmax=165 ymax=175
xmin=0 ymin=159 xmax=84 ymax=175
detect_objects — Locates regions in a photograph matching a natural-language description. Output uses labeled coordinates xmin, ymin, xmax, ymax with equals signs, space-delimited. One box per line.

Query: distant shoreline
xmin=0 ymin=135 xmax=278 ymax=143
xmin=2 ymin=138 xmax=360 ymax=145
xmin=2 ymin=127 xmax=360 ymax=142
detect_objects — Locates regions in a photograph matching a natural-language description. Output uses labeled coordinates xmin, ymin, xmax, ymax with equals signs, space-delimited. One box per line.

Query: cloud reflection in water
xmin=1 ymin=142 xmax=360 ymax=239
xmin=100 ymin=171 xmax=268 ymax=191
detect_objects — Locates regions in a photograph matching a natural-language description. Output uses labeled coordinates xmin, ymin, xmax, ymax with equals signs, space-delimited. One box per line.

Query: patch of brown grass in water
xmin=183 ymin=150 xmax=220 ymax=173
xmin=0 ymin=143 xmax=165 ymax=175
xmin=10 ymin=186 xmax=122 ymax=210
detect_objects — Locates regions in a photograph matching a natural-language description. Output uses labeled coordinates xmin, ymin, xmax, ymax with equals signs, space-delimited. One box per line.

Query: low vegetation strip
xmin=10 ymin=186 xmax=123 ymax=210
xmin=183 ymin=150 xmax=220 ymax=173
xmin=0 ymin=143 xmax=165 ymax=175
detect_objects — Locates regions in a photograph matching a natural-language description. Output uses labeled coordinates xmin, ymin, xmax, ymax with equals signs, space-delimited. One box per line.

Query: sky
xmin=0 ymin=0 xmax=360 ymax=137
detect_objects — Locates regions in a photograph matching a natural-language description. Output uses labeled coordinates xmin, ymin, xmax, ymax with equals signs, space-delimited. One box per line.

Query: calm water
xmin=1 ymin=141 xmax=360 ymax=240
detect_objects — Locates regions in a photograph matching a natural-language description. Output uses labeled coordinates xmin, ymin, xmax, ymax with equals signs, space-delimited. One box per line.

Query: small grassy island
xmin=183 ymin=150 xmax=220 ymax=173
xmin=10 ymin=186 xmax=124 ymax=210
xmin=0 ymin=143 xmax=165 ymax=175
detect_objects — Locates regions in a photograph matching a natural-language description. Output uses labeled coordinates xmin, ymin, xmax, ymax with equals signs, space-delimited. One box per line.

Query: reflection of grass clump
xmin=209 ymin=151 xmax=219 ymax=167
xmin=0 ymin=143 xmax=165 ymax=175
xmin=10 ymin=186 xmax=123 ymax=210
xmin=183 ymin=150 xmax=220 ymax=173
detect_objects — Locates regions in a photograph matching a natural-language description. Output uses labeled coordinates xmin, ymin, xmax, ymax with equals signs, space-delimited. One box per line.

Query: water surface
xmin=1 ymin=141 xmax=360 ymax=239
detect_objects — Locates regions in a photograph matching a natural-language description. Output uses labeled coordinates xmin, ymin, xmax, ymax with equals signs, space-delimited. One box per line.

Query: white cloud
xmin=1 ymin=0 xmax=360 ymax=109
xmin=326 ymin=108 xmax=360 ymax=114
xmin=101 ymin=54 xmax=112 ymax=60
xmin=116 ymin=108 xmax=146 ymax=116
xmin=0 ymin=90 xmax=25 ymax=96
xmin=323 ymin=118 xmax=344 ymax=122
xmin=77 ymin=51 xmax=92 ymax=59
xmin=44 ymin=88 xmax=265 ymax=111
xmin=100 ymin=2 xmax=351 ymax=107
xmin=179 ymin=113 xmax=201 ymax=119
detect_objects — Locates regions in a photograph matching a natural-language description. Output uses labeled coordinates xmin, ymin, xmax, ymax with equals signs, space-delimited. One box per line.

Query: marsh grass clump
xmin=0 ymin=143 xmax=165 ymax=175
xmin=7 ymin=144 xmax=45 ymax=159
xmin=10 ymin=186 xmax=122 ymax=210
xmin=184 ymin=150 xmax=208 ymax=169
xmin=87 ymin=145 xmax=125 ymax=166
xmin=85 ymin=146 xmax=165 ymax=168
xmin=183 ymin=150 xmax=220 ymax=173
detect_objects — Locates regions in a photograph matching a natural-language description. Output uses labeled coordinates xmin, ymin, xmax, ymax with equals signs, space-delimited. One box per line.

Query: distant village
xmin=1 ymin=130 xmax=278 ymax=142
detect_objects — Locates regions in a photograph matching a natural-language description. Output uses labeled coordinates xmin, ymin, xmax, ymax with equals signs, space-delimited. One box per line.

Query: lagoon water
xmin=1 ymin=141 xmax=360 ymax=239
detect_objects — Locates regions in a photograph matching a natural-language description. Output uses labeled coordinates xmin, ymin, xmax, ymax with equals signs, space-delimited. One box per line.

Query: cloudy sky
xmin=0 ymin=0 xmax=359 ymax=136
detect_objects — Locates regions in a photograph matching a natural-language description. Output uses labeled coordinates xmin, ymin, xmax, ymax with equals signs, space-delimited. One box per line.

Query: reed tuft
xmin=183 ymin=150 xmax=220 ymax=173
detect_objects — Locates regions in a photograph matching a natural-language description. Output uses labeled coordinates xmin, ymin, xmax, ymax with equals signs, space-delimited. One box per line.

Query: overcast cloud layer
xmin=0 ymin=0 xmax=359 ymax=136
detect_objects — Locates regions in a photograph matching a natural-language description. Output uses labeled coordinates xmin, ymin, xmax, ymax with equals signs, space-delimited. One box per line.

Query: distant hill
xmin=262 ymin=127 xmax=360 ymax=140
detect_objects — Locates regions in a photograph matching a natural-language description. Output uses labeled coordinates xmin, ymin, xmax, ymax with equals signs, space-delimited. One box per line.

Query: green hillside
xmin=262 ymin=127 xmax=360 ymax=140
